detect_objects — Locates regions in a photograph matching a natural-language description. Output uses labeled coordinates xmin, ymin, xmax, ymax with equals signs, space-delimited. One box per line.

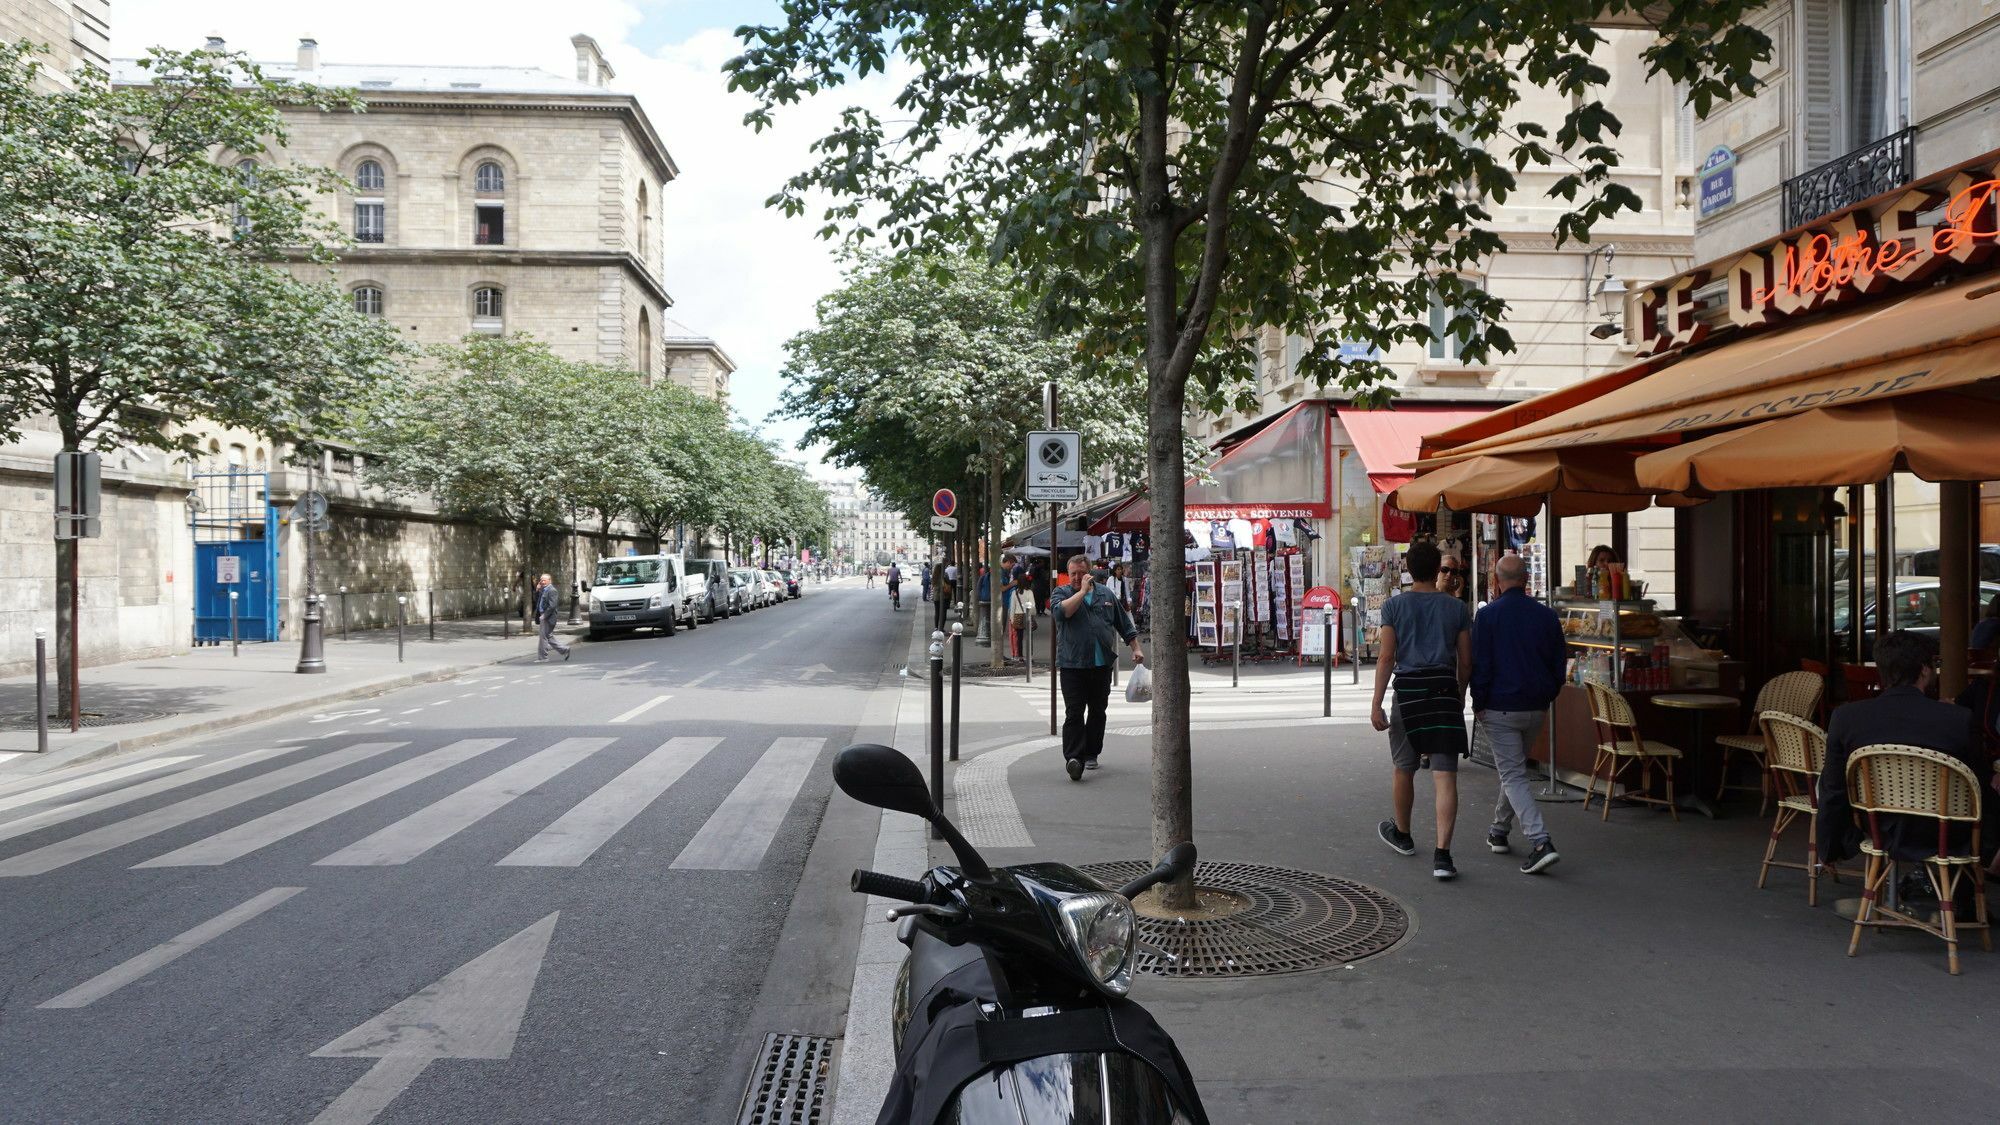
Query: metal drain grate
xmin=737 ymin=1032 xmax=834 ymax=1125
xmin=1077 ymin=860 xmax=1410 ymax=978
xmin=0 ymin=710 xmax=176 ymax=731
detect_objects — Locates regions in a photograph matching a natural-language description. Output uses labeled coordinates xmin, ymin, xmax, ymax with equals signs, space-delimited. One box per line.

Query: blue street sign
xmin=1698 ymin=145 xmax=1736 ymax=218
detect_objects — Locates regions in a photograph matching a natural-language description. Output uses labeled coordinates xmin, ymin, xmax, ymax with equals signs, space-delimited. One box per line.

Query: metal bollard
xmin=428 ymin=590 xmax=436 ymax=642
xmin=502 ymin=592 xmax=510 ymax=639
xmin=229 ymin=591 xmax=240 ymax=657
xmin=1323 ymin=612 xmax=1333 ymax=718
xmin=1352 ymin=595 xmax=1363 ymax=686
xmin=396 ymin=595 xmax=407 ymax=662
xmin=34 ymin=628 xmax=49 ymax=754
xmin=1024 ymin=612 xmax=1032 ymax=684
xmin=1232 ymin=610 xmax=1240 ymax=688
xmin=928 ymin=631 xmax=946 ymax=840
xmin=339 ymin=586 xmax=349 ymax=640
xmin=949 ymin=622 xmax=963 ymax=762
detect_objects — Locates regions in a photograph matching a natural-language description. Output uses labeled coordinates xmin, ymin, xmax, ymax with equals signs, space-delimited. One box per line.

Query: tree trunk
xmin=54 ymin=534 xmax=77 ymax=715
xmin=518 ymin=518 xmax=534 ymax=626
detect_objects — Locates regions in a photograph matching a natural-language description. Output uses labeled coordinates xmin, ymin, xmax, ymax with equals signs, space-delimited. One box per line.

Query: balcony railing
xmin=1782 ymin=127 xmax=1915 ymax=230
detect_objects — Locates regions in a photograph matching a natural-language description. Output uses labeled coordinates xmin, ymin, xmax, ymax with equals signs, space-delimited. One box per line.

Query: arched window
xmin=636 ymin=181 xmax=650 ymax=260
xmin=353 ymin=158 xmax=385 ymax=243
xmin=475 ymin=161 xmax=505 ymax=194
xmin=355 ymin=159 xmax=384 ymax=192
xmin=637 ymin=309 xmax=653 ymax=378
xmin=352 ymin=286 xmax=384 ymax=316
xmin=472 ymin=286 xmax=504 ymax=332
xmin=233 ymin=159 xmax=258 ymax=235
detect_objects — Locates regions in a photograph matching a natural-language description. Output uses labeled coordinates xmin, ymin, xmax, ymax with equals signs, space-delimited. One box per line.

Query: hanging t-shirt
xmin=1084 ymin=533 xmax=1104 ymax=560
xmin=1104 ymin=532 xmax=1124 ymax=559
xmin=1505 ymin=516 xmax=1537 ymax=550
xmin=1207 ymin=521 xmax=1235 ymax=551
xmin=1226 ymin=518 xmax=1254 ymax=550
xmin=1185 ymin=522 xmax=1211 ymax=549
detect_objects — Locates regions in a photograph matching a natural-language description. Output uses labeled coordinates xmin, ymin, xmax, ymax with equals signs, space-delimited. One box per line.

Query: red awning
xmin=1336 ymin=406 xmax=1495 ymax=493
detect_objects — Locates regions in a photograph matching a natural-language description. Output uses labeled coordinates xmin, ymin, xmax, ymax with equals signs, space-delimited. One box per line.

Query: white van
xmin=587 ymin=554 xmax=702 ymax=639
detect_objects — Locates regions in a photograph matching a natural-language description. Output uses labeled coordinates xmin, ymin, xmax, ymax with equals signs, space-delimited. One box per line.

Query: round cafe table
xmin=1652 ymin=693 xmax=1739 ymax=820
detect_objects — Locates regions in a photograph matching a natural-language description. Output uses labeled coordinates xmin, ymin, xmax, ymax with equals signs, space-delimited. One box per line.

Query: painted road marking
xmin=0 ymin=746 xmax=297 ymax=844
xmin=670 ymin=737 xmax=823 ymax=871
xmin=683 ymin=671 xmax=717 ymax=688
xmin=309 ymin=913 xmax=558 ymax=1125
xmin=0 ymin=757 xmax=196 ymax=817
xmin=38 ymin=887 xmax=305 ymax=1009
xmin=136 ymin=739 xmax=514 ymax=868
xmin=607 ymin=695 xmax=671 ymax=724
xmin=0 ymin=744 xmax=408 ymax=877
xmin=315 ymin=739 xmax=612 ymax=866
xmin=497 ymin=737 xmax=720 ymax=867
xmin=727 ymin=651 xmax=756 ymax=666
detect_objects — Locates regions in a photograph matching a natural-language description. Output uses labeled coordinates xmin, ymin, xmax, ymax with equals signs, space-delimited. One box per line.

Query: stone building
xmin=826 ymin=481 xmax=927 ymax=567
xmin=659 ymin=317 xmax=736 ymax=405
xmin=0 ymin=0 xmax=110 ymax=89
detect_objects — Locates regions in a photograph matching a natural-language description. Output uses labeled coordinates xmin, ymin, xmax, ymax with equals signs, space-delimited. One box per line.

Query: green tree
xmin=729 ymin=2 xmax=1769 ymax=902
xmin=0 ymin=42 xmax=404 ymax=707
xmin=626 ymin=382 xmax=733 ymax=552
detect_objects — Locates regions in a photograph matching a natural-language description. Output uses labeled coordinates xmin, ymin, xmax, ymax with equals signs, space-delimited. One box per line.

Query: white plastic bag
xmin=1124 ymin=660 xmax=1153 ymax=703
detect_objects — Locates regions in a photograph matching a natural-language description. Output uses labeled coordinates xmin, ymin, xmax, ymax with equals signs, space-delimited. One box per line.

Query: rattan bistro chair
xmin=1716 ymin=671 xmax=1824 ymax=813
xmin=1844 ymin=745 xmax=1992 ymax=975
xmin=1582 ymin=681 xmax=1682 ymax=822
xmin=1754 ymin=712 xmax=1840 ymax=905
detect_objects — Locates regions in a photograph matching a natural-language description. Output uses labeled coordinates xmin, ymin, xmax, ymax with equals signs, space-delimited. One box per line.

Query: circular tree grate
xmin=1076 ymin=860 xmax=1410 ymax=978
xmin=0 ymin=710 xmax=175 ymax=731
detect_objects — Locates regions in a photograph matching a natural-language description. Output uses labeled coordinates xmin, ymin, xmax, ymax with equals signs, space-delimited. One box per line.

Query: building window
xmin=636 ymin=181 xmax=650 ymax=260
xmin=1843 ymin=0 xmax=1910 ymax=150
xmin=475 ymin=161 xmax=505 ymax=194
xmin=472 ymin=286 xmax=504 ymax=332
xmin=354 ymin=201 xmax=384 ymax=243
xmin=233 ymin=159 xmax=257 ymax=235
xmin=1427 ymin=282 xmax=1471 ymax=361
xmin=637 ymin=309 xmax=653 ymax=377
xmin=475 ymin=202 xmax=505 ymax=245
xmin=352 ymin=286 xmax=384 ymax=317
xmin=355 ymin=159 xmax=385 ymax=192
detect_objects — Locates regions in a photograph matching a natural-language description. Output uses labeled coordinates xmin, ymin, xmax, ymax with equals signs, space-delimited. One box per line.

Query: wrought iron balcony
xmin=1782 ymin=127 xmax=1915 ymax=230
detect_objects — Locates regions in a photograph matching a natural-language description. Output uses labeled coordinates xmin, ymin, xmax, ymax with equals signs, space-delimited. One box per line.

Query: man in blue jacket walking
xmin=1472 ymin=554 xmax=1565 ymax=873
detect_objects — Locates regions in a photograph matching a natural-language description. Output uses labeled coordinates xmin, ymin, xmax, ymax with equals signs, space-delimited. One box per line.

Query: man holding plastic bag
xmin=1053 ymin=554 xmax=1144 ymax=781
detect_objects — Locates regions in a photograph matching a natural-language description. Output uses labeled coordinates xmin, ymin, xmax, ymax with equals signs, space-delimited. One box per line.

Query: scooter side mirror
xmin=833 ymin=744 xmax=936 ymax=819
xmin=1160 ymin=841 xmax=1197 ymax=880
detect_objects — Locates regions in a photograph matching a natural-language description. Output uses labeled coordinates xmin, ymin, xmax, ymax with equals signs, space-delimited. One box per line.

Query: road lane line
xmin=135 ymin=739 xmax=514 ymax=868
xmin=496 ymin=737 xmax=720 ymax=867
xmin=727 ymin=651 xmax=756 ymax=666
xmin=0 ymin=744 xmax=408 ymax=877
xmin=0 ymin=757 xmax=196 ymax=816
xmin=314 ymin=738 xmax=613 ymax=866
xmin=670 ymin=737 xmax=824 ymax=871
xmin=683 ymin=671 xmax=716 ymax=688
xmin=37 ymin=887 xmax=305 ymax=1009
xmin=0 ymin=746 xmax=303 ymax=844
xmin=607 ymin=695 xmax=671 ymax=724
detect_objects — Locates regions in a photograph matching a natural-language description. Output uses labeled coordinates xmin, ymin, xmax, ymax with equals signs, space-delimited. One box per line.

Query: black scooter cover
xmin=876 ymin=954 xmax=1209 ymax=1125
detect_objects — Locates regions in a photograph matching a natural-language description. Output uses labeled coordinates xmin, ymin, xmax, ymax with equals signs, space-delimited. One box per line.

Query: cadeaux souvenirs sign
xmin=1633 ymin=154 xmax=2000 ymax=355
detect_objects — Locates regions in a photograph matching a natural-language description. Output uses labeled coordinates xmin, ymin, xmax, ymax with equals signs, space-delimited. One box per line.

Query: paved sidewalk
xmin=848 ymin=658 xmax=2000 ymax=1122
xmin=0 ymin=618 xmax=576 ymax=780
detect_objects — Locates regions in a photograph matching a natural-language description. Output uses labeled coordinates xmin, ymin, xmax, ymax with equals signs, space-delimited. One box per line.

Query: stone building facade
xmin=0 ymin=0 xmax=109 ymax=89
xmin=827 ymin=481 xmax=927 ymax=567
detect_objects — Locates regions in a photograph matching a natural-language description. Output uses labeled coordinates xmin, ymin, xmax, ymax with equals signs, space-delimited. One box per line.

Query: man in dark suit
xmin=1818 ymin=631 xmax=1988 ymax=866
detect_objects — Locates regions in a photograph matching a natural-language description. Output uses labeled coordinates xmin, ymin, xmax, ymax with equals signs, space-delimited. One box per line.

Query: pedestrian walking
xmin=534 ymin=573 xmax=572 ymax=662
xmin=921 ymin=564 xmax=933 ymax=602
xmin=1371 ymin=541 xmax=1472 ymax=880
xmin=1052 ymin=554 xmax=1143 ymax=780
xmin=1472 ymin=554 xmax=1565 ymax=874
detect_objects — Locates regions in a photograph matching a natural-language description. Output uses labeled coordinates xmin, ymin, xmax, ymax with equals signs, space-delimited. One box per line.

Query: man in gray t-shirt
xmin=1370 ymin=542 xmax=1472 ymax=880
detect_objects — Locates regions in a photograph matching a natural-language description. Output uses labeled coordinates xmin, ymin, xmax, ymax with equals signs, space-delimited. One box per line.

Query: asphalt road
xmin=0 ymin=582 xmax=905 ymax=1124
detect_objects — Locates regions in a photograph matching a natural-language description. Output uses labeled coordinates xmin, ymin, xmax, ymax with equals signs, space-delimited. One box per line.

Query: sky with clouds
xmin=112 ymin=0 xmax=895 ymax=476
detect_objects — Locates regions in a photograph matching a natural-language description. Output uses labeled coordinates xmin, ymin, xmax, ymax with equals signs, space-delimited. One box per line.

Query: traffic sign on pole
xmin=932 ymin=489 xmax=957 ymax=518
xmin=1025 ymin=430 xmax=1081 ymax=502
xmin=930 ymin=515 xmax=958 ymax=532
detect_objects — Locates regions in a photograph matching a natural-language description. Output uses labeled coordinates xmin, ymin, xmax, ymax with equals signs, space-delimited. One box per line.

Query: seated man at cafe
xmin=1818 ymin=631 xmax=1992 ymax=872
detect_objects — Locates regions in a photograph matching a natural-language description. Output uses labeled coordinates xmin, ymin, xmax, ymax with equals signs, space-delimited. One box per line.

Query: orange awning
xmin=1431 ymin=275 xmax=2000 ymax=461
xmin=1415 ymin=362 xmax=1666 ymax=459
xmin=1390 ymin=448 xmax=1673 ymax=517
xmin=1634 ymin=389 xmax=2000 ymax=492
xmin=1337 ymin=405 xmax=1494 ymax=493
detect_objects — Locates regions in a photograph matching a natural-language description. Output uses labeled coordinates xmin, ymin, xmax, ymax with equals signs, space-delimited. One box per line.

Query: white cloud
xmin=111 ymin=1 xmax=905 ymax=464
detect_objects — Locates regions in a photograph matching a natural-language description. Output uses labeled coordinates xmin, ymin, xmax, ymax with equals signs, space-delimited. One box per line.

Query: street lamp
xmin=1585 ymin=244 xmax=1625 ymax=340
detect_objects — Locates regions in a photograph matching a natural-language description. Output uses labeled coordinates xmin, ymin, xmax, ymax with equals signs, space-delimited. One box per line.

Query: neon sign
xmin=1752 ymin=178 xmax=2000 ymax=305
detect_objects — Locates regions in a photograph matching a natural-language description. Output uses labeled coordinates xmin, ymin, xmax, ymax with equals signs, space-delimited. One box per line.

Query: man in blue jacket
xmin=1472 ymin=554 xmax=1565 ymax=873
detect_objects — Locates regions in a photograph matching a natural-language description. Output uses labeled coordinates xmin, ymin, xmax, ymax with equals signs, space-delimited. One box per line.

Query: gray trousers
xmin=1483 ymin=709 xmax=1550 ymax=844
xmin=537 ymin=614 xmax=569 ymax=658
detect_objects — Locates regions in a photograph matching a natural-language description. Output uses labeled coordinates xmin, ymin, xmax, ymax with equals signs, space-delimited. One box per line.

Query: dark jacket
xmin=1470 ymin=587 xmax=1567 ymax=713
xmin=1052 ymin=581 xmax=1137 ymax=669
xmin=534 ymin=584 xmax=559 ymax=621
xmin=1817 ymin=685 xmax=1988 ymax=863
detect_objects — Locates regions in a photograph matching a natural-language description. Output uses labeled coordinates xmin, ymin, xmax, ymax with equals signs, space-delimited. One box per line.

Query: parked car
xmin=1833 ymin=578 xmax=2000 ymax=658
xmin=732 ymin=567 xmax=770 ymax=609
xmin=587 ymin=554 xmax=701 ymax=639
xmin=764 ymin=569 xmax=789 ymax=602
xmin=686 ymin=558 xmax=731 ymax=623
xmin=723 ymin=570 xmax=754 ymax=616
xmin=783 ymin=571 xmax=801 ymax=599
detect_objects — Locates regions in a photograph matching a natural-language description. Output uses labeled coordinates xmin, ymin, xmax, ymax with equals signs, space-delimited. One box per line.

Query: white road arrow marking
xmin=798 ymin=663 xmax=833 ymax=681
xmin=308 ymin=912 xmax=559 ymax=1125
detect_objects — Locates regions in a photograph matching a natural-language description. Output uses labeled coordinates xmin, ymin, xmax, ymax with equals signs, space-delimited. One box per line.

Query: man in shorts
xmin=1371 ymin=541 xmax=1473 ymax=880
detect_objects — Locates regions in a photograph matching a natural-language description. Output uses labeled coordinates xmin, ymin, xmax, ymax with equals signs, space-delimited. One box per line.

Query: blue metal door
xmin=191 ymin=471 xmax=280 ymax=642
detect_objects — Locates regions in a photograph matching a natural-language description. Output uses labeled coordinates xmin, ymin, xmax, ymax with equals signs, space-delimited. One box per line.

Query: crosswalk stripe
xmin=315 ymin=738 xmax=614 ymax=867
xmin=0 ymin=757 xmax=197 ymax=816
xmin=0 ymin=746 xmax=301 ymax=845
xmin=0 ymin=744 xmax=407 ymax=878
xmin=37 ymin=887 xmax=305 ymax=1009
xmin=134 ymin=739 xmax=514 ymax=869
xmin=497 ymin=736 xmax=721 ymax=867
xmin=670 ymin=737 xmax=824 ymax=871
xmin=608 ymin=695 xmax=672 ymax=724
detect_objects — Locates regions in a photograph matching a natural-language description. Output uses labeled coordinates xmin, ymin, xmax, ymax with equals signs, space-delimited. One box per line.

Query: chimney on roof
xmin=297 ymin=37 xmax=319 ymax=71
xmin=571 ymin=33 xmax=614 ymax=88
xmin=204 ymin=35 xmax=226 ymax=51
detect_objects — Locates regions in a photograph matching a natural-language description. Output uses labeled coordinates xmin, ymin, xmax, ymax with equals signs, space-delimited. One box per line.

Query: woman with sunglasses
xmin=1439 ymin=553 xmax=1467 ymax=600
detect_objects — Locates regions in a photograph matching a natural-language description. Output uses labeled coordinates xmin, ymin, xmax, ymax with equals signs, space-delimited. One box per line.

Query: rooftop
xmin=111 ymin=58 xmax=615 ymax=97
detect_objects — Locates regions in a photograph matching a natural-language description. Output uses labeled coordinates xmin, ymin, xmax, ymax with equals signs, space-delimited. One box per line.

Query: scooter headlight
xmin=1055 ymin=892 xmax=1135 ymax=996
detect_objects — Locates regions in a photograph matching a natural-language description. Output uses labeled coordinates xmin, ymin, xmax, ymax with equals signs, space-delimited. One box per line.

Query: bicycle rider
xmin=886 ymin=562 xmax=903 ymax=607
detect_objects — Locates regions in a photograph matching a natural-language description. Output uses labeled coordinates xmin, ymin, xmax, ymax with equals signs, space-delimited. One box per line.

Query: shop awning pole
xmin=1537 ymin=492 xmax=1582 ymax=802
xmin=1941 ymin=480 xmax=1973 ymax=699
xmin=1874 ymin=478 xmax=1894 ymax=659
xmin=1847 ymin=485 xmax=1865 ymax=666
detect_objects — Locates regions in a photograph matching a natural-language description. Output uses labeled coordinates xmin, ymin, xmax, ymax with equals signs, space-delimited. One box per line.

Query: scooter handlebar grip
xmin=851 ymin=869 xmax=928 ymax=903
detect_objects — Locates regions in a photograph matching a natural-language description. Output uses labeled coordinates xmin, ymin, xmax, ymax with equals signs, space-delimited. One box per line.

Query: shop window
xmin=352 ymin=286 xmax=383 ymax=317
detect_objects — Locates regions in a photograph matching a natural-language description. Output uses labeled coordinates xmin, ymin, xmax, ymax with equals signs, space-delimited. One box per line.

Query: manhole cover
xmin=1076 ymin=860 xmax=1410 ymax=977
xmin=0 ymin=710 xmax=175 ymax=731
xmin=736 ymin=1031 xmax=832 ymax=1125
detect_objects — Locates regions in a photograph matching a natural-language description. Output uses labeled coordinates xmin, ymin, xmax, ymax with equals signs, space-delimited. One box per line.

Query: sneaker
xmin=1487 ymin=831 xmax=1510 ymax=854
xmin=562 ymin=648 xmax=572 ymax=662
xmin=1066 ymin=757 xmax=1084 ymax=781
xmin=1376 ymin=820 xmax=1416 ymax=856
xmin=1084 ymin=759 xmax=1100 ymax=771
xmin=1433 ymin=849 xmax=1458 ymax=880
xmin=1520 ymin=841 xmax=1561 ymax=875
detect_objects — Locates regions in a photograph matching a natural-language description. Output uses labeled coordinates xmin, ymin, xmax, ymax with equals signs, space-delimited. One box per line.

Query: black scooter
xmin=834 ymin=743 xmax=1209 ymax=1125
